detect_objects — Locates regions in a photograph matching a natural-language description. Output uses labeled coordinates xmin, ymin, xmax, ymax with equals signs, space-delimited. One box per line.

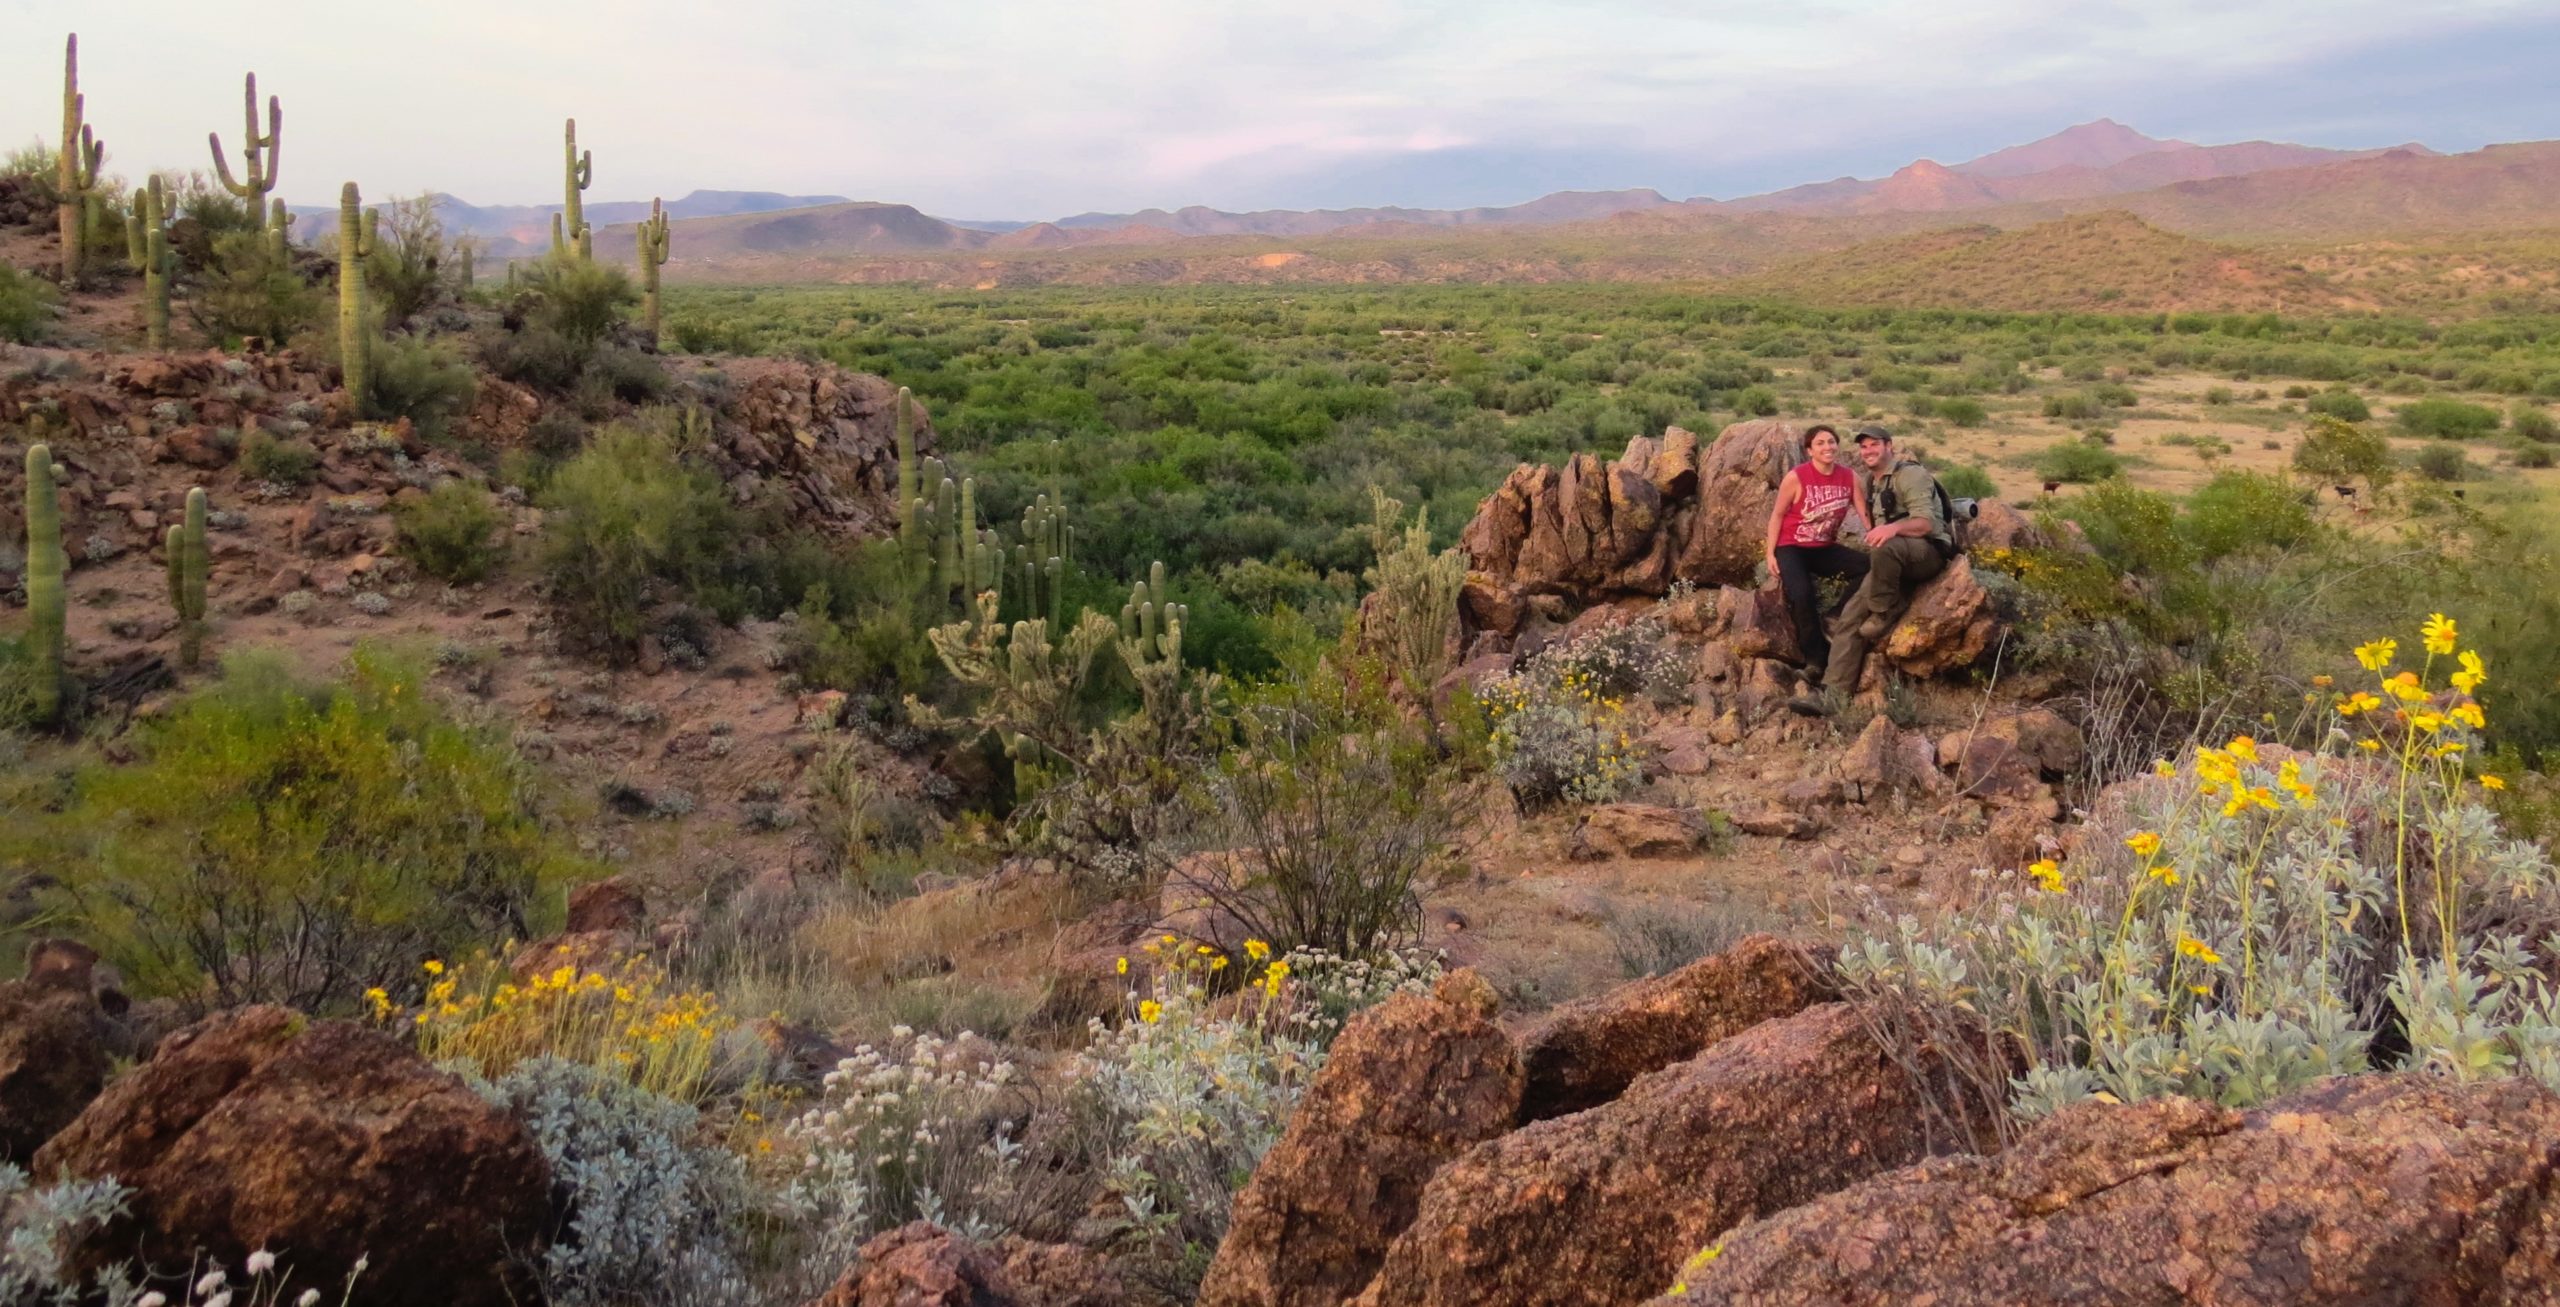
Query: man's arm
xmin=1861 ymin=464 xmax=1943 ymax=547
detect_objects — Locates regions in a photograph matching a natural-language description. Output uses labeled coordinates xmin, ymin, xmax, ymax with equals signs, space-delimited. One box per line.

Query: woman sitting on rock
xmin=1761 ymin=423 xmax=1870 ymax=686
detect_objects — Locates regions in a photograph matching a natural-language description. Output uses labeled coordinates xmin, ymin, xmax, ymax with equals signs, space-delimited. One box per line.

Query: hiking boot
xmin=1786 ymin=691 xmax=1836 ymax=718
xmin=1857 ymin=615 xmax=1892 ymax=641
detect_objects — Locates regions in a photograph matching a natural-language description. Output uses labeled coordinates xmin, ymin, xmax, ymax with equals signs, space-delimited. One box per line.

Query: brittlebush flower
xmin=2028 ymin=859 xmax=2066 ymax=893
xmin=1245 ymin=939 xmax=1270 ymax=962
xmin=2177 ymin=934 xmax=2223 ymax=966
xmin=2452 ymin=649 xmax=2488 ymax=693
xmin=2482 ymin=775 xmax=2508 ymax=791
xmin=2338 ymin=691 xmax=2382 ymax=717
xmin=2422 ymin=613 xmax=2457 ymax=656
xmin=422 ymin=959 xmax=445 ymax=976
xmin=1115 ymin=956 xmax=1129 ymax=976
xmin=2354 ymin=638 xmax=2397 ymax=671
xmin=2148 ymin=864 xmax=2182 ymax=886
xmin=2312 ymin=674 xmax=2334 ymax=688
xmin=2385 ymin=673 xmax=2431 ymax=704
xmin=1138 ymin=999 xmax=1163 ymax=1024
xmin=2359 ymin=738 xmax=2383 ymax=752
xmin=2451 ymin=701 xmax=2486 ymax=730
xmin=2226 ymin=735 xmax=2259 ymax=763
xmin=2125 ymin=831 xmax=2162 ymax=859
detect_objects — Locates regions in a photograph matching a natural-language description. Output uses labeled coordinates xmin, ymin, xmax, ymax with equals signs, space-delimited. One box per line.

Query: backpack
xmin=1875 ymin=460 xmax=1977 ymax=556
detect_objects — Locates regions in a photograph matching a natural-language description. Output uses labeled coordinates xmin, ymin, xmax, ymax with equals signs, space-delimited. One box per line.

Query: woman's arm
xmin=1764 ymin=469 xmax=1800 ymax=574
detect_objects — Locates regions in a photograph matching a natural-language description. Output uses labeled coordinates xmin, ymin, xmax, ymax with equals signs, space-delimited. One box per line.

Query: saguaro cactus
xmin=558 ymin=118 xmax=593 ymax=260
xmin=24 ymin=442 xmax=67 ymax=724
xmin=165 ymin=487 xmax=209 ymax=669
xmin=638 ymin=197 xmax=671 ymax=345
xmin=895 ymin=387 xmax=920 ymax=545
xmin=266 ymin=198 xmax=294 ymax=261
xmin=123 ymin=175 xmax=174 ymax=348
xmin=336 ymin=182 xmax=378 ymax=407
xmin=58 ymin=35 xmax=106 ymax=284
xmin=209 ymin=71 xmax=284 ymax=245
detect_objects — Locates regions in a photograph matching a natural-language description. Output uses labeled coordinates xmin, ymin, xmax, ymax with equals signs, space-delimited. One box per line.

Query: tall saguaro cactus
xmin=24 ymin=442 xmax=67 ymax=724
xmin=266 ymin=198 xmax=294 ymax=262
xmin=166 ymin=488 xmax=209 ymax=669
xmin=209 ymin=71 xmax=284 ymax=246
xmin=638 ymin=197 xmax=671 ymax=345
xmin=895 ymin=387 xmax=920 ymax=545
xmin=58 ymin=35 xmax=107 ymax=284
xmin=558 ymin=118 xmax=593 ymax=260
xmin=336 ymin=182 xmax=378 ymax=407
xmin=123 ymin=175 xmax=174 ymax=348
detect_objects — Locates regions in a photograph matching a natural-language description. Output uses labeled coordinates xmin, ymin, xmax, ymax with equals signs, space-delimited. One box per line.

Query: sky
xmin=6 ymin=0 xmax=2557 ymax=221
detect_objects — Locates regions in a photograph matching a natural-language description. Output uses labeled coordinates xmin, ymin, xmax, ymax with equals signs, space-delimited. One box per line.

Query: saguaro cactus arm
xmin=208 ymin=72 xmax=283 ymax=210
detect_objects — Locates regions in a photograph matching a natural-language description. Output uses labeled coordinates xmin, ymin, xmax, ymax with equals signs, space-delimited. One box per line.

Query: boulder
xmin=1674 ymin=420 xmax=1799 ymax=590
xmin=1838 ymin=716 xmax=1937 ymax=800
xmin=1200 ymin=973 xmax=1523 ymax=1307
xmin=1983 ymin=803 xmax=2059 ymax=874
xmin=1881 ymin=557 xmax=1997 ymax=678
xmin=806 ymin=1221 xmax=1123 ymax=1307
xmin=1662 ymin=1074 xmax=2560 ymax=1306
xmin=1719 ymin=584 xmax=1800 ymax=664
xmin=35 ymin=1005 xmax=552 ymax=1307
xmin=711 ymin=357 xmax=933 ymax=538
xmin=1515 ymin=935 xmax=1834 ymax=1122
xmin=1353 ymin=1002 xmax=1989 ymax=1307
xmin=1569 ymin=804 xmax=1710 ymax=860
xmin=510 ymin=876 xmax=650 ymax=982
xmin=1964 ymin=497 xmax=2053 ymax=553
xmin=0 ymin=940 xmax=117 ymax=1162
xmin=1459 ymin=572 xmax=1524 ymax=636
xmin=1732 ymin=802 xmax=1822 ymax=840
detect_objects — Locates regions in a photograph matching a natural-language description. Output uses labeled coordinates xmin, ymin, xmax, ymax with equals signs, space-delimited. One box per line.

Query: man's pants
xmin=1774 ymin=544 xmax=1868 ymax=679
xmin=1823 ymin=536 xmax=1947 ymax=692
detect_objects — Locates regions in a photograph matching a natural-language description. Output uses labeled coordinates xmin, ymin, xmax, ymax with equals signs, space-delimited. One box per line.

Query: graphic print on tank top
xmin=1783 ymin=462 xmax=1855 ymax=547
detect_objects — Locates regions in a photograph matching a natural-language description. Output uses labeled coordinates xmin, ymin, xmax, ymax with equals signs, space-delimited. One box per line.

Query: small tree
xmin=2293 ymin=414 xmax=2395 ymax=495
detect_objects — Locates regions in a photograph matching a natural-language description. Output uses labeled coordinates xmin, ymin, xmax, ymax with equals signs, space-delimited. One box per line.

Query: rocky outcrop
xmin=1200 ymin=971 xmax=1522 ymax=1307
xmin=510 ymin=876 xmax=650 ymax=981
xmin=714 ymin=357 xmax=934 ymax=538
xmin=34 ymin=1005 xmax=552 ymax=1307
xmin=1354 ymin=1002 xmax=1987 ymax=1307
xmin=0 ymin=940 xmax=118 ymax=1162
xmin=806 ymin=1222 xmax=1122 ymax=1307
xmin=1664 ymin=1074 xmax=2560 ymax=1306
xmin=1514 ymin=935 xmax=1834 ymax=1123
xmin=1456 ymin=422 xmax=2003 ymax=678
xmin=1567 ymin=804 xmax=1712 ymax=860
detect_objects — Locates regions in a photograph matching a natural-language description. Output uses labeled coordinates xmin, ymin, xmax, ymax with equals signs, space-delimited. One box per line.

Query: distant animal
xmin=2453 ymin=488 xmax=2467 ymax=500
xmin=2041 ymin=480 xmax=2062 ymax=494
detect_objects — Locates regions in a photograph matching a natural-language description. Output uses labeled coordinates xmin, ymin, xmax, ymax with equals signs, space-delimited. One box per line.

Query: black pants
xmin=1775 ymin=544 xmax=1869 ymax=681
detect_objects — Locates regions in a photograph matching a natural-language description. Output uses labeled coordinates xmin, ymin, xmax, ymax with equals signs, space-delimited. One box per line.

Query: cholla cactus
xmin=23 ymin=442 xmax=67 ymax=723
xmin=637 ymin=197 xmax=670 ymax=345
xmin=58 ymin=35 xmax=106 ymax=284
xmin=208 ymin=71 xmax=285 ymax=246
xmin=1119 ymin=560 xmax=1186 ymax=675
xmin=336 ymin=182 xmax=378 ymax=406
xmin=122 ymin=175 xmax=174 ymax=348
xmin=165 ymin=486 xmax=208 ymax=669
xmin=557 ymin=118 xmax=593 ymax=260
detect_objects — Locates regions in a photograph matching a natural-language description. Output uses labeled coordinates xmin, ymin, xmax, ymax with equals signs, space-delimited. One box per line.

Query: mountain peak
xmin=1955 ymin=119 xmax=2194 ymax=179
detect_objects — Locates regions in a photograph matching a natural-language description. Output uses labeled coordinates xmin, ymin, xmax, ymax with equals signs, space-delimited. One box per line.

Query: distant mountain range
xmin=290 ymin=188 xmax=852 ymax=257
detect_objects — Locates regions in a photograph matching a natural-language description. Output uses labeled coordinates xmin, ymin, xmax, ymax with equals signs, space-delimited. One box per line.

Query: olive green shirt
xmin=1865 ymin=457 xmax=1952 ymax=550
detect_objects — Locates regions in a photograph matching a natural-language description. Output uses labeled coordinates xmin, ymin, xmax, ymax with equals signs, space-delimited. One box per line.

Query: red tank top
xmin=1778 ymin=461 xmax=1855 ymax=547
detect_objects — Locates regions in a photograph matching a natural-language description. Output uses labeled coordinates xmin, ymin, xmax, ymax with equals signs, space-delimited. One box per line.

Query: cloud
xmin=6 ymin=0 xmax=2553 ymax=218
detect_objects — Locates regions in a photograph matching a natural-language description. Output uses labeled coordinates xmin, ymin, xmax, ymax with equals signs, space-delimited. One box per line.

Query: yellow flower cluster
xmin=394 ymin=950 xmax=739 ymax=1104
xmin=1123 ymin=932 xmax=1298 ymax=1026
xmin=2027 ymin=859 xmax=2066 ymax=894
xmin=2331 ymin=614 xmax=2493 ymax=773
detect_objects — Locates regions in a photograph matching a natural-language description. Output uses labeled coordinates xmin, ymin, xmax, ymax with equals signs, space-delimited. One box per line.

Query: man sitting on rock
xmin=1793 ymin=425 xmax=1948 ymax=715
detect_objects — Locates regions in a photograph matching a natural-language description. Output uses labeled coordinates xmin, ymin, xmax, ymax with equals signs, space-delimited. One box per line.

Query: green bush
xmin=517 ymin=254 xmax=637 ymax=346
xmin=2307 ymin=389 xmax=2371 ymax=422
xmin=1938 ymin=461 xmax=1998 ymax=500
xmin=396 ymin=480 xmax=509 ymax=584
xmin=187 ymin=229 xmax=322 ymax=346
xmin=2413 ymin=443 xmax=2472 ymax=482
xmin=1936 ymin=397 xmax=1987 ymax=427
xmin=19 ymin=649 xmax=590 ymax=1012
xmin=2516 ymin=445 xmax=2556 ymax=469
xmin=2183 ymin=471 xmax=2314 ymax=561
xmin=2396 ymin=397 xmax=2501 ymax=439
xmin=1732 ymin=384 xmax=1778 ymax=417
xmin=2092 ymin=383 xmax=2139 ymax=408
xmin=369 ymin=334 xmax=480 ymax=438
xmin=2043 ymin=392 xmax=2099 ymax=421
xmin=2203 ymin=386 xmax=2234 ymax=406
xmin=2512 ymin=404 xmax=2558 ymax=444
xmin=0 ymin=265 xmax=56 ymax=344
xmin=2293 ymin=414 xmax=2394 ymax=491
xmin=2034 ymin=439 xmax=2122 ymax=484
xmin=366 ymin=194 xmax=463 ymax=328
xmin=537 ymin=414 xmax=741 ymax=657
xmin=2065 ymin=480 xmax=2191 ymax=577
xmin=238 ymin=429 xmax=320 ymax=486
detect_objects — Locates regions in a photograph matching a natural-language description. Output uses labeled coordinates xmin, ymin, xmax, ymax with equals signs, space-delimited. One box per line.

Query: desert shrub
xmin=368 ymin=333 xmax=479 ymax=437
xmin=2203 ymin=385 xmax=2234 ymax=405
xmin=538 ymin=415 xmax=742 ymax=657
xmin=396 ymin=479 xmax=508 ymax=583
xmin=1842 ymin=617 xmax=2560 ymax=1129
xmin=2396 ymin=397 xmax=2501 ymax=440
xmin=2182 ymin=471 xmax=2314 ymax=562
xmin=2413 ymin=443 xmax=2472 ymax=482
xmin=2092 ymin=382 xmax=2139 ymax=408
xmin=2033 ymin=439 xmax=2122 ymax=484
xmin=2065 ymin=480 xmax=2192 ymax=578
xmin=1607 ymin=899 xmax=1751 ymax=979
xmin=520 ymin=253 xmax=638 ymax=345
xmin=2518 ymin=445 xmax=2556 ymax=469
xmin=0 ymin=1163 xmax=127 ymax=1302
xmin=237 ymin=428 xmax=320 ymax=486
xmin=1361 ymin=489 xmax=1463 ymax=696
xmin=2293 ymin=414 xmax=2395 ymax=492
xmin=1732 ymin=384 xmax=1778 ymax=417
xmin=1209 ymin=662 xmax=1463 ymax=957
xmin=23 ymin=649 xmax=591 ymax=1012
xmin=1483 ymin=647 xmax=1640 ymax=812
xmin=1935 ymin=396 xmax=1987 ymax=427
xmin=1938 ymin=461 xmax=1998 ymax=500
xmin=186 ymin=228 xmax=322 ymax=345
xmin=2305 ymin=389 xmax=2370 ymax=422
xmin=0 ymin=264 xmax=55 ymax=344
xmin=2512 ymin=403 xmax=2558 ymax=444
xmin=2042 ymin=392 xmax=2099 ymax=421
xmin=403 ymin=951 xmax=752 ymax=1104
xmin=367 ymin=193 xmax=463 ymax=327
xmin=474 ymin=1057 xmax=760 ymax=1307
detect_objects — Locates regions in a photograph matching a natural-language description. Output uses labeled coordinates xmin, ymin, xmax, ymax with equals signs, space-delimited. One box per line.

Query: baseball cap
xmin=1851 ymin=424 xmax=1893 ymax=445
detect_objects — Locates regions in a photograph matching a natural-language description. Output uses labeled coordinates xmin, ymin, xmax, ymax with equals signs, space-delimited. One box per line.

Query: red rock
xmin=1515 ymin=935 xmax=1834 ymax=1122
xmin=1881 ymin=557 xmax=1996 ymax=677
xmin=804 ymin=1222 xmax=1121 ymax=1307
xmin=35 ymin=1006 xmax=551 ymax=1307
xmin=1201 ymin=973 xmax=1522 ymax=1307
xmin=1673 ymin=420 xmax=1799 ymax=589
xmin=1666 ymin=1075 xmax=2560 ymax=1307
xmin=1569 ymin=804 xmax=1709 ymax=860
xmin=0 ymin=940 xmax=116 ymax=1162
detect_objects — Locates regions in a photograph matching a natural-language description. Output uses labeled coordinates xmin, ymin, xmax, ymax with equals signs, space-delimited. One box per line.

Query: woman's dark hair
xmin=1801 ymin=423 xmax=1840 ymax=452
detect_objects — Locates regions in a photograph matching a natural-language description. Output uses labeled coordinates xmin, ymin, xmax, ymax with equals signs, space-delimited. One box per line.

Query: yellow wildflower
xmin=2409 ymin=711 xmax=2445 ymax=734
xmin=2452 ymin=650 xmax=2487 ymax=693
xmin=1211 ymin=955 xmax=1229 ymax=971
xmin=1116 ymin=956 xmax=1130 ymax=976
xmin=2353 ymin=638 xmax=2397 ymax=671
xmin=2125 ymin=831 xmax=2162 ymax=859
xmin=2337 ymin=691 xmax=2381 ymax=717
xmin=2152 ymin=758 xmax=2179 ymax=779
xmin=422 ymin=959 xmax=445 ymax=976
xmin=2451 ymin=701 xmax=2486 ymax=730
xmin=2385 ymin=672 xmax=2430 ymax=704
xmin=1138 ymin=999 xmax=1163 ymax=1024
xmin=2226 ymin=736 xmax=2259 ymax=763
xmin=2482 ymin=775 xmax=2508 ymax=791
xmin=2148 ymin=864 xmax=2181 ymax=886
xmin=2311 ymin=674 xmax=2334 ymax=688
xmin=1245 ymin=939 xmax=1270 ymax=962
xmin=2358 ymin=739 xmax=2383 ymax=752
xmin=2177 ymin=934 xmax=2223 ymax=966
xmin=2027 ymin=859 xmax=2066 ymax=893
xmin=2422 ymin=613 xmax=2457 ymax=656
